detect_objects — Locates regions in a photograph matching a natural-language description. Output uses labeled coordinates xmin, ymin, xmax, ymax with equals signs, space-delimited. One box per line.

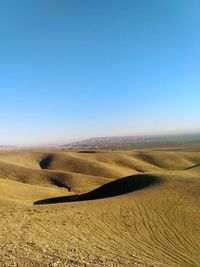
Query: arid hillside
xmin=0 ymin=149 xmax=200 ymax=267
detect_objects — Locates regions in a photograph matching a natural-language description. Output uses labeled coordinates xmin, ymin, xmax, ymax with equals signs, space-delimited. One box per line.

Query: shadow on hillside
xmin=39 ymin=155 xmax=53 ymax=169
xmin=34 ymin=174 xmax=159 ymax=205
xmin=77 ymin=150 xmax=97 ymax=153
xmin=184 ymin=163 xmax=200 ymax=170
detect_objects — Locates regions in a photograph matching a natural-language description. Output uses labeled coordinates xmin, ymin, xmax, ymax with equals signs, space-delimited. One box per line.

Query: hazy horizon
xmin=1 ymin=128 xmax=200 ymax=147
xmin=1 ymin=1 xmax=200 ymax=145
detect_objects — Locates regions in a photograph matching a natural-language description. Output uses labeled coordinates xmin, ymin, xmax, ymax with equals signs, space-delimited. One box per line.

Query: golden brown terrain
xmin=0 ymin=149 xmax=200 ymax=267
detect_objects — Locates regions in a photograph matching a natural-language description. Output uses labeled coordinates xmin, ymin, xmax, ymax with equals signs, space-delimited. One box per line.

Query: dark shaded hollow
xmin=50 ymin=178 xmax=71 ymax=191
xmin=34 ymin=174 xmax=159 ymax=205
xmin=39 ymin=155 xmax=53 ymax=169
xmin=77 ymin=150 xmax=97 ymax=153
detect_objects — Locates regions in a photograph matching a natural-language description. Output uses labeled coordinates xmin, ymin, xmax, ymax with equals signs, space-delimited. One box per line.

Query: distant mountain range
xmin=61 ymin=133 xmax=200 ymax=149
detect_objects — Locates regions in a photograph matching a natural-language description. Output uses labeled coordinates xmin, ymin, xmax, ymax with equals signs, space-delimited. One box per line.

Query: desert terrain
xmin=0 ymin=148 xmax=200 ymax=266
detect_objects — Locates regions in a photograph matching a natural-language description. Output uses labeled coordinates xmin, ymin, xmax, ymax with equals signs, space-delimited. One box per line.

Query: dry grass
xmin=0 ymin=149 xmax=200 ymax=266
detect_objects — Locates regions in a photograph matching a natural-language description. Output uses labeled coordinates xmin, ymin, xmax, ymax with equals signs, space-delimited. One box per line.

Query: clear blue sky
xmin=0 ymin=0 xmax=200 ymax=145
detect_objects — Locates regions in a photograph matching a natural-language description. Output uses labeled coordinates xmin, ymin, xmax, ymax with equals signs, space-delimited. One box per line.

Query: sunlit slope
xmin=0 ymin=177 xmax=68 ymax=206
xmin=0 ymin=151 xmax=41 ymax=168
xmin=135 ymin=150 xmax=200 ymax=170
